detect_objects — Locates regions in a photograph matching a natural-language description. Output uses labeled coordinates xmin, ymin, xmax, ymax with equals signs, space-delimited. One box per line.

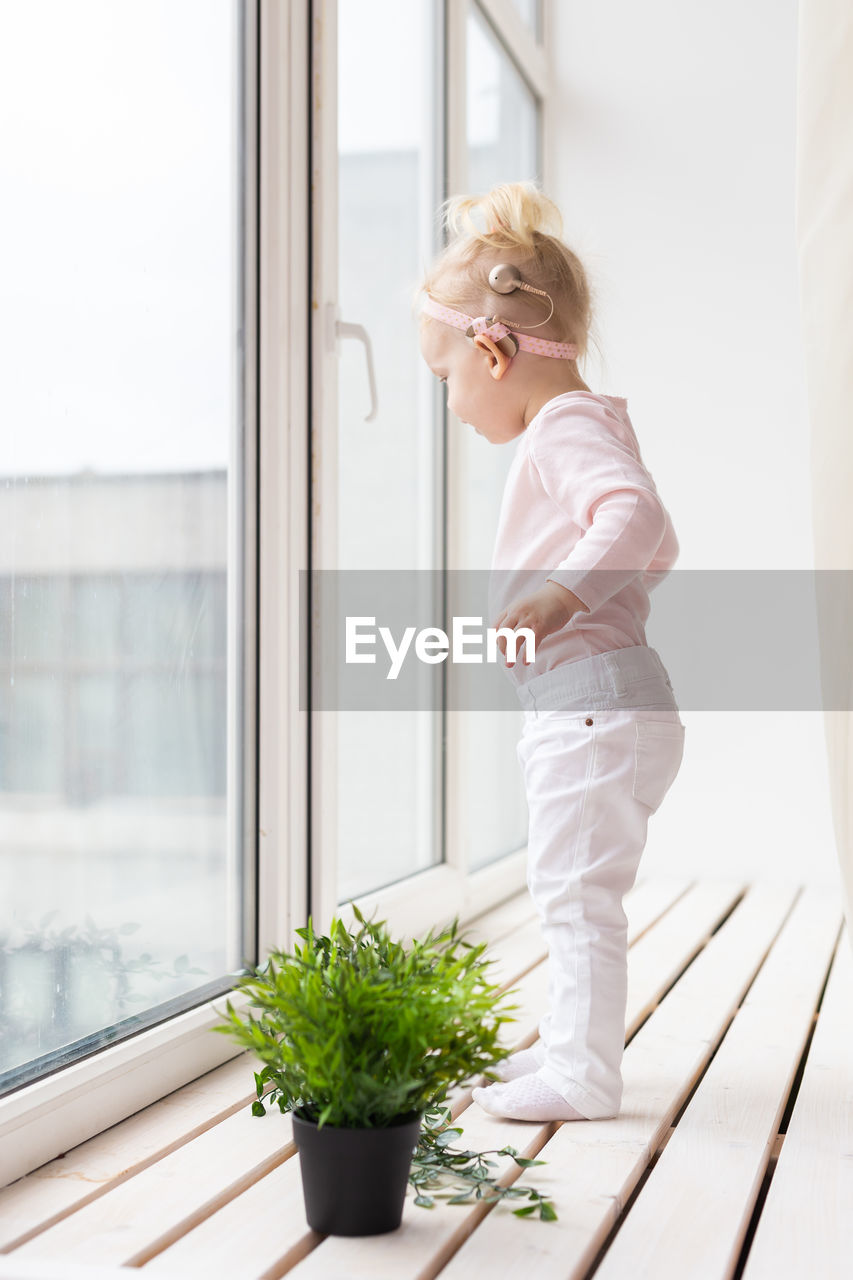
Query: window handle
xmin=336 ymin=318 xmax=379 ymax=423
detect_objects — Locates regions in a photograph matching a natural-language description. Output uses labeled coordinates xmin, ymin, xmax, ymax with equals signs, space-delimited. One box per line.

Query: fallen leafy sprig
xmin=409 ymin=1098 xmax=557 ymax=1221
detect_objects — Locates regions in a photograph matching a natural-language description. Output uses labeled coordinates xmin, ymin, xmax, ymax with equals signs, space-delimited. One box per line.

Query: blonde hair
xmin=416 ymin=180 xmax=599 ymax=366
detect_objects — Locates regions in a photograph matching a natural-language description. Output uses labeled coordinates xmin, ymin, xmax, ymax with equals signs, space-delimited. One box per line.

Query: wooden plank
xmin=625 ymin=879 xmax=743 ymax=1034
xmin=7 ymin=1108 xmax=296 ymax=1268
xmin=594 ymin=888 xmax=841 ymax=1280
xmin=431 ymin=883 xmax=798 ymax=1280
xmin=0 ymin=879 xmax=683 ymax=1256
xmin=0 ymin=1261 xmax=157 ymax=1280
xmin=12 ymin=961 xmax=551 ymax=1275
xmin=0 ymin=1054 xmax=258 ymax=1252
xmin=462 ymin=891 xmax=538 ymax=946
xmin=623 ymin=876 xmax=691 ymax=944
xmin=284 ymin=882 xmax=753 ymax=1279
xmin=144 ymin=1154 xmax=317 ymax=1280
xmin=137 ymin=880 xmax=736 ymax=1278
xmin=480 ymin=917 xmax=547 ymax=990
xmin=146 ymin=916 xmax=559 ymax=1280
xmin=3 ymin=879 xmax=742 ymax=1274
xmin=0 ymin=890 xmax=532 ymax=1255
xmin=2 ymin=895 xmax=548 ymax=1267
xmin=742 ymin=927 xmax=853 ymax=1280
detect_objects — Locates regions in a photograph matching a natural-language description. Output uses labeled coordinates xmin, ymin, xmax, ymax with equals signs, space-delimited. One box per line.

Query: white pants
xmin=515 ymin=645 xmax=685 ymax=1118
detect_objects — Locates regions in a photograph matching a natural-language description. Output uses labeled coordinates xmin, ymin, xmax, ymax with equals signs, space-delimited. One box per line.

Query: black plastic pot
xmin=291 ymin=1108 xmax=422 ymax=1236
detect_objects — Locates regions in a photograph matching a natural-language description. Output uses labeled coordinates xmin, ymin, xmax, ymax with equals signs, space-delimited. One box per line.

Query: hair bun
xmin=442 ymin=180 xmax=563 ymax=250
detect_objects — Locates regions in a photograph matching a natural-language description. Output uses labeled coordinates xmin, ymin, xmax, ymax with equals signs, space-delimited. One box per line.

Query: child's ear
xmin=473 ymin=334 xmax=514 ymax=380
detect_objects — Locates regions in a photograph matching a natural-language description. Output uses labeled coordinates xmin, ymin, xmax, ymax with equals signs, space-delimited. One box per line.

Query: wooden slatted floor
xmin=0 ymin=878 xmax=850 ymax=1280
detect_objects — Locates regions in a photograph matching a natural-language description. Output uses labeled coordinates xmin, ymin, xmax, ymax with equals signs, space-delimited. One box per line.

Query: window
xmin=332 ymin=0 xmax=444 ymax=905
xmin=468 ymin=2 xmax=540 ymax=193
xmin=310 ymin=0 xmax=548 ymax=927
xmin=0 ymin=0 xmax=256 ymax=1124
xmin=460 ymin=3 xmax=543 ymax=871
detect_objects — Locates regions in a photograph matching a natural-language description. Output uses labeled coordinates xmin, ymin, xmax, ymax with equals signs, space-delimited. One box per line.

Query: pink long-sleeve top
xmin=488 ymin=391 xmax=679 ymax=685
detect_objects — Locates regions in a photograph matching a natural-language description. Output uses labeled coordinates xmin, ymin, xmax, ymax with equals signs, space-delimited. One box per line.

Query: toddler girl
xmin=417 ymin=181 xmax=685 ymax=1122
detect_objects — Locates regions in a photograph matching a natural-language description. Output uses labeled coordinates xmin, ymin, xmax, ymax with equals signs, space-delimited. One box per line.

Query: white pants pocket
xmin=632 ymin=718 xmax=686 ymax=813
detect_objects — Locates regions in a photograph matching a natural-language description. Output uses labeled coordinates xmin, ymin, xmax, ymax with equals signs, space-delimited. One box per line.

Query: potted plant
xmin=213 ymin=904 xmax=519 ymax=1236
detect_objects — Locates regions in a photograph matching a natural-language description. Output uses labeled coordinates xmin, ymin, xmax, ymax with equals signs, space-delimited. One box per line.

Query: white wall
xmin=547 ymin=0 xmax=840 ymax=887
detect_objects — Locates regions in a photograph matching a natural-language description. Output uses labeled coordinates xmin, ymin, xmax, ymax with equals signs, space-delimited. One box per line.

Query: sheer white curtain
xmin=796 ymin=0 xmax=853 ymax=940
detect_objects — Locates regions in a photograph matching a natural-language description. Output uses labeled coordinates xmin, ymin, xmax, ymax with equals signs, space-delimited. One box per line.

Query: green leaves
xmin=410 ymin=1101 xmax=558 ymax=1223
xmin=510 ymin=1198 xmax=558 ymax=1221
xmin=433 ymin=1127 xmax=463 ymax=1148
xmin=211 ymin=905 xmax=518 ymax=1131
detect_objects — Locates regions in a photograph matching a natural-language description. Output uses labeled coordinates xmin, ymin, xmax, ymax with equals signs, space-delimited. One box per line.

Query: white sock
xmin=471 ymin=1072 xmax=586 ymax=1122
xmin=486 ymin=1045 xmax=544 ymax=1082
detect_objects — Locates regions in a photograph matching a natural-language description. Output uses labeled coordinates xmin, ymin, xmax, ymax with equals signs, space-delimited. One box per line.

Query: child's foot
xmin=471 ymin=1073 xmax=586 ymax=1122
xmin=486 ymin=1046 xmax=544 ymax=1083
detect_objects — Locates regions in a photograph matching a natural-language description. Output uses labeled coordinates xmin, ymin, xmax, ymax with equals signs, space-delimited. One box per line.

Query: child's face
xmin=419 ymin=319 xmax=526 ymax=444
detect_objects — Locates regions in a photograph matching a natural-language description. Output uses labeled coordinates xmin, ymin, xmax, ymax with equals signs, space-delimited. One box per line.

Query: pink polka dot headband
xmin=421 ymin=295 xmax=579 ymax=361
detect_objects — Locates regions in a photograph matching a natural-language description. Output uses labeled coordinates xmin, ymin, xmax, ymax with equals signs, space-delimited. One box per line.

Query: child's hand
xmin=492 ymin=581 xmax=589 ymax=666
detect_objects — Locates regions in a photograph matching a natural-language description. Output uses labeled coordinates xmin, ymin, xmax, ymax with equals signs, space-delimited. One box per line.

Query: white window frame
xmin=312 ymin=0 xmax=552 ymax=942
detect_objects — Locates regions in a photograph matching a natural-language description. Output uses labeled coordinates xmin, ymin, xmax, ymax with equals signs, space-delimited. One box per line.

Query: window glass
xmin=0 ymin=0 xmax=248 ymax=1091
xmin=72 ymin=577 xmax=123 ymax=662
xmin=464 ymin=2 xmax=540 ymax=870
xmin=334 ymin=0 xmax=442 ymax=903
xmin=468 ymin=3 xmax=539 ymax=195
